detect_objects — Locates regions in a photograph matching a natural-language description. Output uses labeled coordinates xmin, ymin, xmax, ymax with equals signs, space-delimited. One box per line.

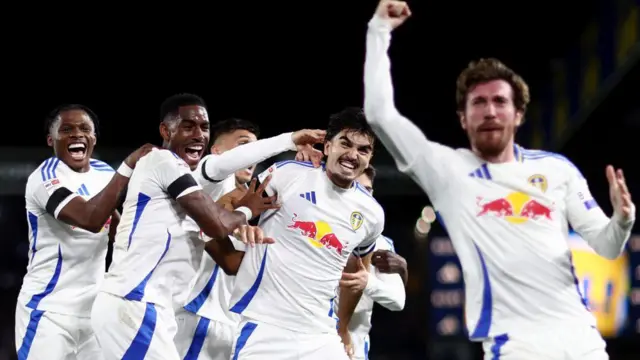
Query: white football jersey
xmin=182 ymin=133 xmax=299 ymax=325
xmin=344 ymin=236 xmax=405 ymax=337
xmin=20 ymin=157 xmax=115 ymax=317
xmin=228 ymin=161 xmax=385 ymax=333
xmin=100 ymin=149 xmax=203 ymax=311
xmin=364 ymin=16 xmax=634 ymax=340
xmin=183 ymin=173 xmax=241 ymax=326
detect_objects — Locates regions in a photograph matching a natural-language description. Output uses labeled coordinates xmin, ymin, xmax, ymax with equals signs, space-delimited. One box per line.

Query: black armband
xmin=168 ymin=174 xmax=199 ymax=199
xmin=45 ymin=187 xmax=75 ymax=217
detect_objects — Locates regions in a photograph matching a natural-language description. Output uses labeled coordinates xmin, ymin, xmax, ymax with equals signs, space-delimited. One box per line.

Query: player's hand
xmin=232 ymin=225 xmax=275 ymax=248
xmin=606 ymin=165 xmax=635 ymax=224
xmin=217 ymin=187 xmax=248 ymax=211
xmin=372 ymin=250 xmax=407 ymax=274
xmin=235 ymin=176 xmax=280 ymax=218
xmin=339 ymin=258 xmax=369 ymax=293
xmin=124 ymin=143 xmax=156 ymax=168
xmin=291 ymin=129 xmax=325 ymax=147
xmin=375 ymin=0 xmax=412 ymax=30
xmin=339 ymin=330 xmax=354 ymax=359
xmin=295 ymin=144 xmax=324 ymax=168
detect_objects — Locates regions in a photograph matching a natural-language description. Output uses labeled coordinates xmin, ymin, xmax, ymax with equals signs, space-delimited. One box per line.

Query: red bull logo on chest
xmin=476 ymin=191 xmax=553 ymax=224
xmin=288 ymin=213 xmax=344 ymax=255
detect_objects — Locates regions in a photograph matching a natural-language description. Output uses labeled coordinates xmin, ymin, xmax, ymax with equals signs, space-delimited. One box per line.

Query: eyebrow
xmin=338 ymin=135 xmax=372 ymax=151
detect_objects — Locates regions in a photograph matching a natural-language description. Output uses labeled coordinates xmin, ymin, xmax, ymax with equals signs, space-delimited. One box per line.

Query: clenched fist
xmin=375 ymin=0 xmax=412 ymax=30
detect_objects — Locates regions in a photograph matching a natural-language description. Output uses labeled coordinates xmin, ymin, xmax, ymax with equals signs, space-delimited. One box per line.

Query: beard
xmin=471 ymin=128 xmax=513 ymax=158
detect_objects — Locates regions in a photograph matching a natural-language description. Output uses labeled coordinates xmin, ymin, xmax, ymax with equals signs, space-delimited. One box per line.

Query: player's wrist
xmin=368 ymin=14 xmax=393 ymax=31
xmin=234 ymin=206 xmax=253 ymax=222
xmin=117 ymin=162 xmax=134 ymax=178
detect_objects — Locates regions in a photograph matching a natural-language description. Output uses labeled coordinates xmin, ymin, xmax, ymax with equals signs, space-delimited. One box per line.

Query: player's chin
xmin=62 ymin=151 xmax=90 ymax=171
xmin=179 ymin=149 xmax=203 ymax=170
xmin=235 ymin=172 xmax=252 ymax=185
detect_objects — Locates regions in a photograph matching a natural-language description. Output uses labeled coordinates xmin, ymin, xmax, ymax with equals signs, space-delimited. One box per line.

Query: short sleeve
xmin=28 ymin=157 xmax=79 ymax=218
xmin=152 ymin=150 xmax=202 ymax=199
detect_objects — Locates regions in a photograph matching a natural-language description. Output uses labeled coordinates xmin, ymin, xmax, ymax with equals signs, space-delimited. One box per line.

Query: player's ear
xmin=323 ymin=141 xmax=331 ymax=156
xmin=159 ymin=122 xmax=171 ymax=143
xmin=458 ymin=111 xmax=467 ymax=130
xmin=515 ymin=110 xmax=523 ymax=127
xmin=211 ymin=144 xmax=222 ymax=155
xmin=46 ymin=134 xmax=54 ymax=147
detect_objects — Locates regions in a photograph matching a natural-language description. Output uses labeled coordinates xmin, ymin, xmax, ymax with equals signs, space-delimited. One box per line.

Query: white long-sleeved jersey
xmin=364 ymin=16 xmax=635 ymax=340
xmin=229 ymin=161 xmax=385 ymax=333
xmin=339 ymin=235 xmax=405 ymax=337
xmin=20 ymin=158 xmax=114 ymax=317
xmin=183 ymin=132 xmax=298 ymax=325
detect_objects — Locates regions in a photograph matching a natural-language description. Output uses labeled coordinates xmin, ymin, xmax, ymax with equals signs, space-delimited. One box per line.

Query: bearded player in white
xmin=225 ymin=108 xmax=385 ymax=359
xmin=175 ymin=117 xmax=325 ymax=360
xmin=363 ymin=1 xmax=636 ymax=359
xmin=337 ymin=165 xmax=408 ymax=360
xmin=91 ymin=94 xmax=277 ymax=360
xmin=16 ymin=104 xmax=152 ymax=360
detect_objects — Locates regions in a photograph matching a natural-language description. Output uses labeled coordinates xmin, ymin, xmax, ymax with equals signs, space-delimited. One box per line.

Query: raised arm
xmin=196 ymin=130 xmax=325 ymax=184
xmin=364 ymin=1 xmax=456 ymax=199
xmin=40 ymin=144 xmax=154 ymax=233
xmin=566 ymin=165 xmax=635 ymax=259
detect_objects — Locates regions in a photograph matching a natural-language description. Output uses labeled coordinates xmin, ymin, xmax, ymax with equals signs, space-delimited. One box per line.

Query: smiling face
xmin=47 ymin=109 xmax=97 ymax=172
xmin=323 ymin=129 xmax=374 ymax=188
xmin=159 ymin=105 xmax=210 ymax=170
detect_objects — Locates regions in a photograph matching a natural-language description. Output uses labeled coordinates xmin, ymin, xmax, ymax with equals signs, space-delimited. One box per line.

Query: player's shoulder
xmin=89 ymin=158 xmax=115 ymax=174
xmin=519 ymin=146 xmax=583 ymax=178
xmin=353 ymin=182 xmax=384 ymax=221
xmin=146 ymin=148 xmax=190 ymax=168
xmin=28 ymin=157 xmax=66 ymax=184
xmin=273 ymin=160 xmax=318 ymax=173
xmin=260 ymin=160 xmax=318 ymax=180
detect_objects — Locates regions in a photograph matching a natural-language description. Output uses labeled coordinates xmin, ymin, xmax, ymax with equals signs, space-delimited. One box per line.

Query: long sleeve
xmin=363 ymin=271 xmax=406 ymax=311
xmin=565 ymin=167 xmax=635 ymax=259
xmin=199 ymin=133 xmax=296 ymax=182
xmin=364 ymin=16 xmax=459 ymax=201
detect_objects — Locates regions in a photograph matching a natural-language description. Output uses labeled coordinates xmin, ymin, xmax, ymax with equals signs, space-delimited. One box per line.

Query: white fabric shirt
xmin=364 ymin=15 xmax=635 ymax=340
xmin=100 ymin=149 xmax=202 ymax=311
xmin=228 ymin=161 xmax=385 ymax=333
xmin=183 ymin=132 xmax=298 ymax=325
xmin=339 ymin=235 xmax=406 ymax=337
xmin=20 ymin=157 xmax=115 ymax=316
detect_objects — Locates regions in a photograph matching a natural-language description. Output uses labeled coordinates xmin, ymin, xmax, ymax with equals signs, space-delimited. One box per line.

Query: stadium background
xmin=0 ymin=0 xmax=638 ymax=359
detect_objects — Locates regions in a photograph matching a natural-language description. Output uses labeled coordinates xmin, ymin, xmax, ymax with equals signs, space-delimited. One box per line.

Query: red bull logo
xmin=476 ymin=192 xmax=553 ymax=224
xmin=288 ymin=213 xmax=344 ymax=255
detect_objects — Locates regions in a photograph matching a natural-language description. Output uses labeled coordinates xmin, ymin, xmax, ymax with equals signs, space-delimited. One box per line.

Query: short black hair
xmin=325 ymin=107 xmax=375 ymax=148
xmin=45 ymin=104 xmax=99 ymax=136
xmin=211 ymin=118 xmax=260 ymax=143
xmin=159 ymin=93 xmax=207 ymax=122
xmin=363 ymin=165 xmax=377 ymax=184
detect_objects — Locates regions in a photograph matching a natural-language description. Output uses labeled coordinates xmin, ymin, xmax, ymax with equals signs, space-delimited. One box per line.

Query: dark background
xmin=1 ymin=0 xmax=639 ymax=359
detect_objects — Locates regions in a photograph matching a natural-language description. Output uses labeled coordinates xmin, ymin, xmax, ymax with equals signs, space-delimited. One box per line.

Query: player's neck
xmin=325 ymin=169 xmax=353 ymax=190
xmin=472 ymin=141 xmax=516 ymax=164
xmin=69 ymin=164 xmax=91 ymax=173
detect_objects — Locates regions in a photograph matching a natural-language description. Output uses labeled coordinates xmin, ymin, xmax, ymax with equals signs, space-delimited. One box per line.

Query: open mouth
xmin=184 ymin=144 xmax=204 ymax=161
xmin=339 ymin=159 xmax=357 ymax=172
xmin=67 ymin=143 xmax=87 ymax=161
